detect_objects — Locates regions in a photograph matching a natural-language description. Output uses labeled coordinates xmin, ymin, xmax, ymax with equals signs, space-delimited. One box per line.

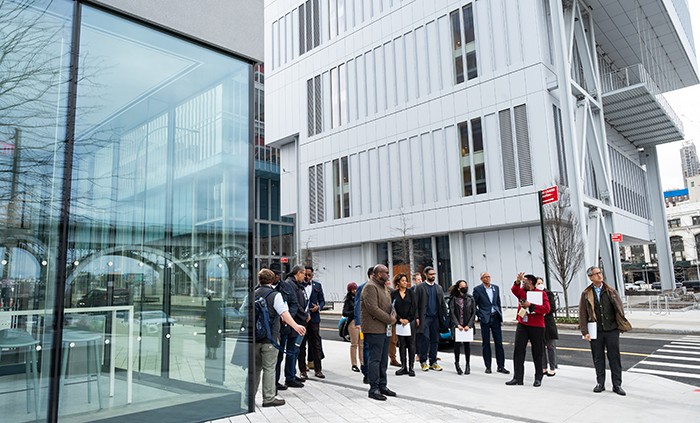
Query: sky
xmin=657 ymin=1 xmax=700 ymax=190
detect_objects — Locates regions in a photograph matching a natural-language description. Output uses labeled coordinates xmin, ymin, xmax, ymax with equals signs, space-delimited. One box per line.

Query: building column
xmin=642 ymin=148 xmax=675 ymax=289
xmin=448 ymin=232 xmax=467 ymax=282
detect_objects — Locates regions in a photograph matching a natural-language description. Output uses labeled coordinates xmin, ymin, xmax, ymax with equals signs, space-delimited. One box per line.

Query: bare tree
xmin=542 ymin=185 xmax=585 ymax=317
xmin=390 ymin=209 xmax=413 ymax=277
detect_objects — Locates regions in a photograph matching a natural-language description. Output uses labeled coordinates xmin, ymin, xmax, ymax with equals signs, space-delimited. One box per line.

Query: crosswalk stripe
xmin=658 ymin=349 xmax=700 ymax=356
xmin=659 ymin=344 xmax=700 ymax=350
xmin=649 ymin=354 xmax=700 ymax=362
xmin=670 ymin=341 xmax=700 ymax=346
xmin=636 ymin=361 xmax=700 ymax=370
xmin=628 ymin=367 xmax=700 ymax=379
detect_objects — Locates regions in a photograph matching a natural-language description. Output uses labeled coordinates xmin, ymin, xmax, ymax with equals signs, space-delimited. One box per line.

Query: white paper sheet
xmin=587 ymin=322 xmax=597 ymax=340
xmin=454 ymin=328 xmax=474 ymax=342
xmin=527 ymin=290 xmax=543 ymax=305
xmin=396 ymin=323 xmax=411 ymax=336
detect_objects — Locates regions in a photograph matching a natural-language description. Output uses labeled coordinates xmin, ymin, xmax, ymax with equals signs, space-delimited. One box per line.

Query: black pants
xmin=512 ymin=323 xmax=545 ymax=383
xmin=480 ymin=315 xmax=505 ymax=369
xmin=590 ymin=329 xmax=622 ymax=387
xmin=365 ymin=333 xmax=390 ymax=394
xmin=298 ymin=322 xmax=322 ymax=372
xmin=453 ymin=342 xmax=471 ymax=365
xmin=419 ymin=316 xmax=439 ymax=365
xmin=397 ymin=335 xmax=415 ymax=370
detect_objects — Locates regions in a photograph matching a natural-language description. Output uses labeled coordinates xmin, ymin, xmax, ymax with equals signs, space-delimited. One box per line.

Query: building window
xmin=668 ymin=218 xmax=681 ymax=228
xmin=307 ymin=74 xmax=323 ymax=136
xmin=298 ymin=0 xmax=320 ymax=56
xmin=553 ymin=105 xmax=568 ymax=185
xmin=630 ymin=245 xmax=645 ymax=263
xmin=692 ymin=216 xmax=700 ymax=226
xmin=309 ymin=163 xmax=325 ymax=223
xmin=670 ymin=235 xmax=685 ymax=261
xmin=333 ymin=156 xmax=350 ymax=218
xmin=458 ymin=117 xmax=486 ymax=196
xmin=449 ymin=3 xmax=477 ymax=84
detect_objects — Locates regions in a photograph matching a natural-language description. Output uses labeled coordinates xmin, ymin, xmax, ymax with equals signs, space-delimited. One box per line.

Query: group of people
xmin=251 ymin=262 xmax=631 ymax=406
xmin=249 ymin=265 xmax=327 ymax=407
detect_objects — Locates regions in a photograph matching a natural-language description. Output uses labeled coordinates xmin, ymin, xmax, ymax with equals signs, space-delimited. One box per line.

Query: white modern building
xmin=264 ymin=0 xmax=699 ymax=302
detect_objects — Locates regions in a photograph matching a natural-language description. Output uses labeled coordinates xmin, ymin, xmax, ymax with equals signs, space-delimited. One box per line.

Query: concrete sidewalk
xmin=216 ymin=337 xmax=700 ymax=423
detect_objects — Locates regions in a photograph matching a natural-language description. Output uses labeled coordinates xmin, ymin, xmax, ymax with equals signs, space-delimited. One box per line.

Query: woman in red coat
xmin=505 ymin=272 xmax=550 ymax=387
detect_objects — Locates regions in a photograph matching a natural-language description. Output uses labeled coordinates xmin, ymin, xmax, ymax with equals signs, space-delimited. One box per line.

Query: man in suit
xmin=299 ymin=266 xmax=326 ymax=379
xmin=472 ymin=272 xmax=510 ymax=375
xmin=414 ymin=266 xmax=446 ymax=371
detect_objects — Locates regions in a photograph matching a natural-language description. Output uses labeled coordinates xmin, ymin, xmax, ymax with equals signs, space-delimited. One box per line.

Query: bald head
xmin=480 ymin=272 xmax=491 ymax=287
xmin=373 ymin=264 xmax=390 ymax=284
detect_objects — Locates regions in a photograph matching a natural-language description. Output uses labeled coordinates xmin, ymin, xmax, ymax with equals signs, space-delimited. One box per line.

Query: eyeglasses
xmin=427 ymin=273 xmax=436 ymax=276
xmin=590 ymin=272 xmax=602 ymax=276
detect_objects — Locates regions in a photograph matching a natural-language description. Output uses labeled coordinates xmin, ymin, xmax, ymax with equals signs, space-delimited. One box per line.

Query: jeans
xmin=419 ymin=316 xmax=439 ymax=365
xmin=479 ymin=316 xmax=505 ymax=369
xmin=276 ymin=332 xmax=300 ymax=384
xmin=590 ymin=329 xmax=622 ymax=387
xmin=364 ymin=333 xmax=390 ymax=393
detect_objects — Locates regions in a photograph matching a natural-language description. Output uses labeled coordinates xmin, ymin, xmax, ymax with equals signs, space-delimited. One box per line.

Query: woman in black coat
xmin=537 ymin=278 xmax=559 ymax=376
xmin=391 ymin=274 xmax=416 ymax=376
xmin=342 ymin=282 xmax=362 ymax=372
xmin=448 ymin=280 xmax=476 ymax=375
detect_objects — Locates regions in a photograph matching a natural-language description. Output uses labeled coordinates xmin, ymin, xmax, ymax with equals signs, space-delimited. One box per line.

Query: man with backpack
xmin=254 ymin=268 xmax=306 ymax=407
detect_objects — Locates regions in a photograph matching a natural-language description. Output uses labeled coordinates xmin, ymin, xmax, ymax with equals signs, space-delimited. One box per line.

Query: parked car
xmin=122 ymin=310 xmax=176 ymax=334
xmin=77 ymin=288 xmax=131 ymax=307
xmin=651 ymin=282 xmax=682 ymax=290
xmin=681 ymin=280 xmax=700 ymax=292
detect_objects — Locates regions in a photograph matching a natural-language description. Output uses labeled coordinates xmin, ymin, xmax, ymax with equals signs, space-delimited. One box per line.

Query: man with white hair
xmin=472 ymin=272 xmax=509 ymax=375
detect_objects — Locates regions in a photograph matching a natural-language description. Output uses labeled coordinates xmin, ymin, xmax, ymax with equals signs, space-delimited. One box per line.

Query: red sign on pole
xmin=280 ymin=257 xmax=289 ymax=264
xmin=611 ymin=233 xmax=623 ymax=243
xmin=540 ymin=186 xmax=559 ymax=205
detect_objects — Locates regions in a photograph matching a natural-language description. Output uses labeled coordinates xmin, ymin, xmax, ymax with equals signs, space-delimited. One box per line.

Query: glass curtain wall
xmin=0 ymin=1 xmax=252 ymax=422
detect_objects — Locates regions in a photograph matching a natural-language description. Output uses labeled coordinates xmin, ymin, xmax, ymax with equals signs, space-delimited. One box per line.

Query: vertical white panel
xmin=365 ymin=51 xmax=376 ymax=115
xmin=404 ymin=31 xmax=418 ymax=101
xmin=491 ymin=0 xmax=508 ymax=71
xmin=437 ymin=15 xmax=452 ymax=90
xmin=373 ymin=0 xmax=381 ymax=17
xmin=415 ymin=25 xmax=429 ymax=98
xmin=279 ymin=17 xmax=286 ymax=65
xmin=321 ymin=0 xmax=329 ymax=42
xmin=355 ymin=0 xmax=363 ymax=26
xmin=385 ymin=41 xmax=397 ymax=108
xmin=292 ymin=8 xmax=299 ymax=60
xmin=398 ymin=139 xmax=411 ymax=208
xmin=339 ymin=64 xmax=348 ymax=125
xmin=338 ymin=0 xmax=346 ymax=35
xmin=285 ymin=13 xmax=292 ymax=63
xmin=473 ymin=0 xmax=492 ymax=76
xmin=322 ymin=71 xmax=331 ymax=132
xmin=368 ymin=148 xmax=379 ymax=213
xmin=330 ymin=67 xmax=339 ymax=128
xmin=378 ymin=145 xmax=390 ymax=211
xmin=356 ymin=54 xmax=367 ymax=118
xmin=444 ymin=125 xmax=461 ymax=199
xmin=483 ymin=112 xmax=503 ymax=193
xmin=330 ymin=0 xmax=338 ymax=39
xmin=506 ymin=0 xmax=523 ymax=65
xmin=350 ymin=153 xmax=361 ymax=216
xmin=433 ymin=129 xmax=448 ymax=202
xmin=348 ymin=58 xmax=357 ymax=122
xmin=409 ymin=136 xmax=423 ymax=205
xmin=426 ymin=20 xmax=441 ymax=92
xmin=364 ymin=0 xmax=372 ymax=20
xmin=421 ymin=133 xmax=436 ymax=203
xmin=272 ymin=20 xmax=278 ymax=70
xmin=347 ymin=0 xmax=355 ymax=28
xmin=375 ymin=46 xmax=386 ymax=112
xmin=359 ymin=150 xmax=370 ymax=215
xmin=394 ymin=36 xmax=407 ymax=104
xmin=388 ymin=142 xmax=400 ymax=209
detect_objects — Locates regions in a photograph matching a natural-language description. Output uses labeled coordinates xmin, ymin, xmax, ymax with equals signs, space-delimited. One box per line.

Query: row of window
xmin=308 ymin=104 xmax=534 ymax=223
xmin=668 ymin=216 xmax=700 ymax=229
xmin=306 ymin=3 xmax=478 ymax=137
xmin=609 ymin=146 xmax=649 ymax=220
xmin=271 ymin=0 xmax=401 ymax=71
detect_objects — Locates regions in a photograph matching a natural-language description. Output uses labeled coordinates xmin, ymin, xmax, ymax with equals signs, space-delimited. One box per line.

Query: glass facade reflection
xmin=0 ymin=1 xmax=252 ymax=422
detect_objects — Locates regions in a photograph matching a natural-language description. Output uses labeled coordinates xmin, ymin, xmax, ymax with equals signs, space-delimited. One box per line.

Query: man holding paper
xmin=506 ymin=273 xmax=550 ymax=387
xmin=579 ymin=266 xmax=632 ymax=396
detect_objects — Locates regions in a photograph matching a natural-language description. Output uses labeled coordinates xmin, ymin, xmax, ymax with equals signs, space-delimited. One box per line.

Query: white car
xmin=123 ymin=311 xmax=176 ymax=334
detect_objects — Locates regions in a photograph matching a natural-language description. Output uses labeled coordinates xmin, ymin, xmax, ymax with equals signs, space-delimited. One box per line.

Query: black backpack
xmin=249 ymin=289 xmax=287 ymax=352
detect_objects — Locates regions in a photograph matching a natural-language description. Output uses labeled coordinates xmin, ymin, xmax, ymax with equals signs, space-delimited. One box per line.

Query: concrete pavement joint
xmin=304 ymin=376 xmax=536 ymax=423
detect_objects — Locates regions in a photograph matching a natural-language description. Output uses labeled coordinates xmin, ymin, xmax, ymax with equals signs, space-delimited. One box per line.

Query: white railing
xmin=600 ymin=63 xmax=684 ymax=134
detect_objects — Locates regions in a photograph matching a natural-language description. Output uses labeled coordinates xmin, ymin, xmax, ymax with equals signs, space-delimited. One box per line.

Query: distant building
xmin=680 ymin=141 xmax=700 ymax=187
xmin=665 ymin=188 xmax=690 ymax=207
xmin=688 ymin=175 xmax=700 ymax=202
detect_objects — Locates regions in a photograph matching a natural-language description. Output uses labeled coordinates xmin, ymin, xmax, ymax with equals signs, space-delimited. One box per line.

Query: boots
xmin=464 ymin=363 xmax=470 ymax=375
xmin=455 ymin=362 xmax=463 ymax=375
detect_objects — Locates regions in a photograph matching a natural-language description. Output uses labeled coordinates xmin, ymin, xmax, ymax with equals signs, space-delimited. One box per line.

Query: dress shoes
xmin=276 ymin=383 xmax=288 ymax=391
xmin=380 ymin=387 xmax=397 ymax=397
xmin=613 ymin=386 xmax=626 ymax=396
xmin=315 ymin=371 xmax=325 ymax=379
xmin=505 ymin=379 xmax=524 ymax=386
xmin=390 ymin=359 xmax=402 ymax=367
xmin=299 ymin=371 xmax=308 ymax=380
xmin=262 ymin=398 xmax=286 ymax=407
xmin=593 ymin=384 xmax=605 ymax=393
xmin=484 ymin=368 xmax=492 ymax=374
xmin=286 ymin=379 xmax=304 ymax=388
xmin=533 ymin=380 xmax=542 ymax=387
xmin=362 ymin=375 xmax=369 ymax=384
xmin=351 ymin=365 xmax=360 ymax=372
xmin=395 ymin=367 xmax=409 ymax=376
xmin=408 ymin=369 xmax=416 ymax=377
xmin=497 ymin=367 xmax=510 ymax=375
xmin=368 ymin=391 xmax=386 ymax=401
